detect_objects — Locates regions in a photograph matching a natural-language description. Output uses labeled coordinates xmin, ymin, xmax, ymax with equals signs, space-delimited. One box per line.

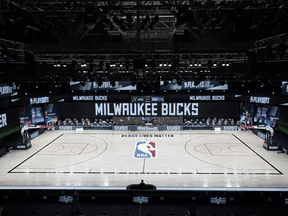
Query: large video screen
xmin=0 ymin=83 xmax=17 ymax=98
xmin=19 ymin=106 xmax=32 ymax=126
xmin=69 ymin=80 xmax=228 ymax=91
xmin=44 ymin=103 xmax=58 ymax=124
xmin=160 ymin=80 xmax=228 ymax=90
xmin=281 ymin=81 xmax=288 ymax=95
xmin=31 ymin=107 xmax=45 ymax=124
xmin=239 ymin=102 xmax=279 ymax=128
xmin=19 ymin=103 xmax=58 ymax=126
xmin=70 ymin=81 xmax=137 ymax=91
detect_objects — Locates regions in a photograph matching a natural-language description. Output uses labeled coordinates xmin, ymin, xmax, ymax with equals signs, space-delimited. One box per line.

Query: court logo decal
xmin=134 ymin=141 xmax=157 ymax=159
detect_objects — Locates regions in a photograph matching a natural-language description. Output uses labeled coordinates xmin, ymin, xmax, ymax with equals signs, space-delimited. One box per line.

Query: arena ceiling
xmin=0 ymin=0 xmax=288 ymax=92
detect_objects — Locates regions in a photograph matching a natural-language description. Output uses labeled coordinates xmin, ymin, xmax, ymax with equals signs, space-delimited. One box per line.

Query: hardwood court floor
xmin=0 ymin=130 xmax=288 ymax=190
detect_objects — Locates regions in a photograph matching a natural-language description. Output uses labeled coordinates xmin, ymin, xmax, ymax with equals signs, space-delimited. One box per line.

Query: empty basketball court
xmin=1 ymin=130 xmax=287 ymax=190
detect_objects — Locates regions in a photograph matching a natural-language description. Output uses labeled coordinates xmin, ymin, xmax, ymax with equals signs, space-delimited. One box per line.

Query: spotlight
xmin=149 ymin=15 xmax=159 ymax=30
xmin=85 ymin=4 xmax=96 ymax=30
xmin=1 ymin=51 xmax=7 ymax=58
xmin=141 ymin=15 xmax=151 ymax=29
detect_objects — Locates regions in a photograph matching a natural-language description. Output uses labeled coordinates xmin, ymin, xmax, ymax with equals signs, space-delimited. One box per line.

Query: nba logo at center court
xmin=134 ymin=141 xmax=157 ymax=159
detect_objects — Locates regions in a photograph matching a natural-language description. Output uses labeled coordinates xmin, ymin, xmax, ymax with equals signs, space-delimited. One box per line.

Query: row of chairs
xmin=93 ymin=119 xmax=113 ymax=124
xmin=184 ymin=118 xmax=237 ymax=126
xmin=57 ymin=118 xmax=114 ymax=126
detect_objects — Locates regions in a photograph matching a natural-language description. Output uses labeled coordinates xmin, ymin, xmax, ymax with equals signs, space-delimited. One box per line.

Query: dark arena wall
xmin=58 ymin=101 xmax=240 ymax=119
xmin=58 ymin=93 xmax=240 ymax=120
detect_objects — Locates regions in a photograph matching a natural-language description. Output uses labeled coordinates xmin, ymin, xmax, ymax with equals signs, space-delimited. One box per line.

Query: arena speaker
xmin=133 ymin=59 xmax=145 ymax=77
xmin=0 ymin=147 xmax=6 ymax=157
